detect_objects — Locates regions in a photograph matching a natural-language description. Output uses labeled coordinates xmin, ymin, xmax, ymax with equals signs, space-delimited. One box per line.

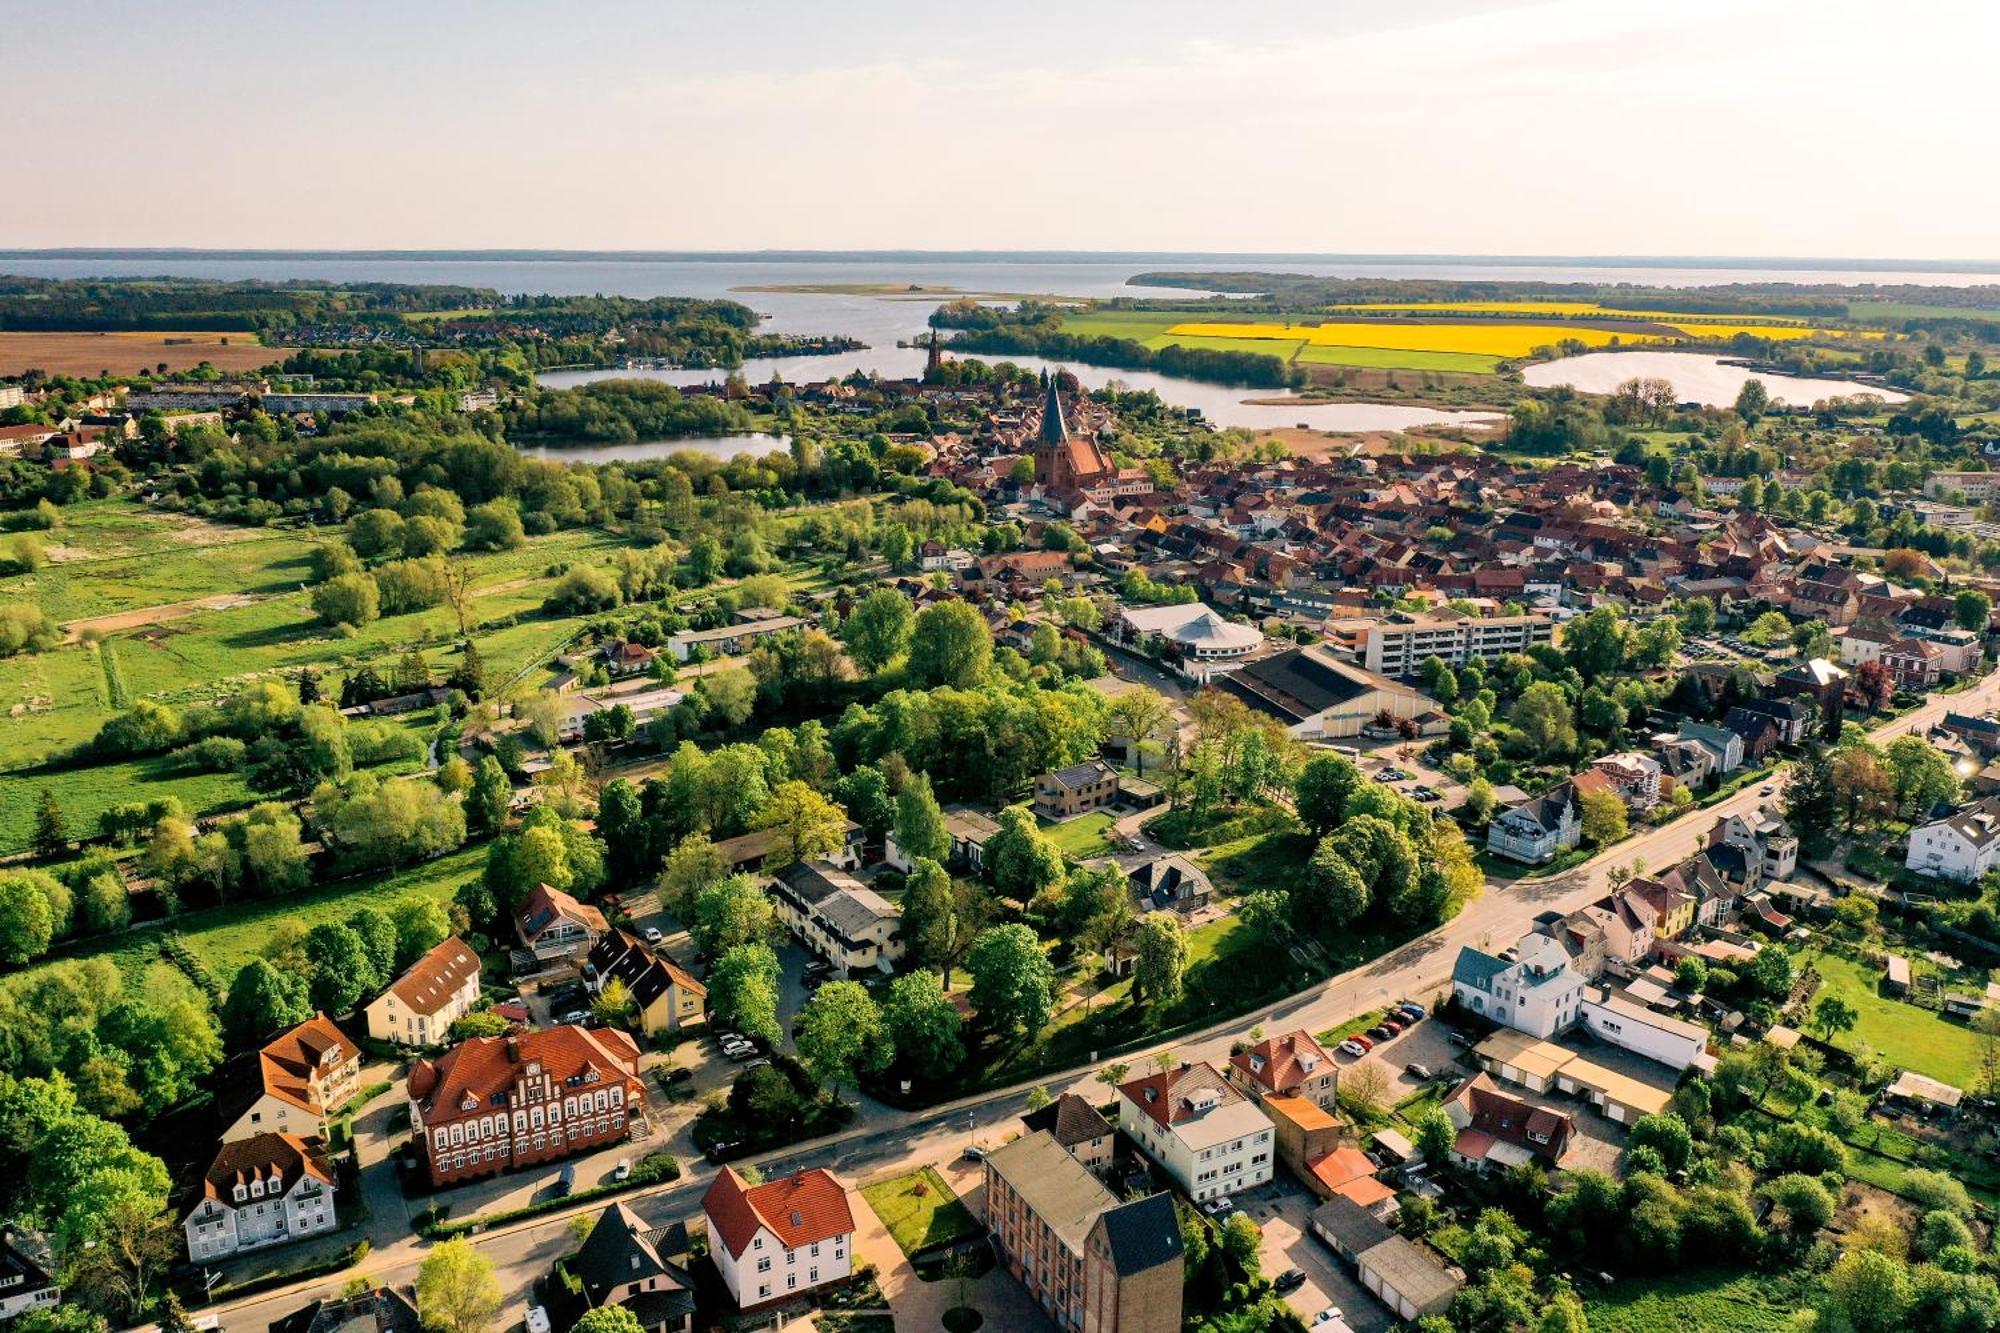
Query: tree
xmin=1562 ymin=606 xmax=1632 ymax=682
xmin=902 ymin=857 xmax=958 ymax=980
xmin=1734 ymin=377 xmax=1771 ymax=424
xmin=1536 ymin=1293 xmax=1589 ymax=1333
xmin=467 ymin=755 xmax=512 ymax=833
xmin=1784 ymin=745 xmax=1839 ymax=852
xmin=892 ymin=774 xmax=951 ymax=864
xmin=0 ymin=872 xmax=56 ymax=963
xmin=965 ymin=924 xmax=1055 ymax=1036
xmin=698 ymin=667 xmax=758 ymax=727
xmin=690 ymin=875 xmax=775 ymax=958
xmin=569 ymin=1310 xmax=644 ymax=1333
xmin=985 ymin=806 xmax=1065 ymax=906
xmin=661 ymin=834 xmax=727 ymax=913
xmin=1814 ymin=994 xmax=1859 ymax=1044
xmin=1886 ymin=733 xmax=1960 ymax=818
xmin=1343 ymin=1060 xmax=1389 ymax=1111
xmin=907 ymin=601 xmax=993 ymax=688
xmin=1106 ymin=686 xmax=1172 ymax=776
xmin=1957 ymin=588 xmax=1994 ymax=633
xmin=1579 ymin=788 xmax=1628 ymax=847
xmin=30 ymin=789 xmax=72 ymax=861
xmin=220 ymin=960 xmax=312 ymax=1040
xmin=304 ymin=922 xmax=377 ymax=1015
xmin=1293 ymin=753 xmax=1361 ymax=836
xmin=708 ymin=943 xmax=781 ymax=1045
xmin=841 ymin=589 xmax=914 ymax=674
xmin=755 ymin=780 xmax=847 ymax=866
xmin=1627 ymin=1113 xmax=1693 ymax=1170
xmin=1219 ymin=1213 xmax=1262 ymax=1281
xmin=591 ymin=978 xmax=633 ymax=1028
xmin=417 ymin=1238 xmax=503 ymax=1333
xmin=1509 ymin=682 xmax=1577 ymax=755
xmin=882 ymin=971 xmax=964 ymax=1081
xmin=1832 ymin=747 xmax=1894 ymax=832
xmin=1294 ymin=841 xmax=1369 ymax=937
xmin=1822 ymin=1247 xmax=1911 ymax=1333
xmin=795 ymin=980 xmax=892 ymax=1093
xmin=1413 ymin=1107 xmax=1455 ymax=1167
xmin=1132 ymin=911 xmax=1189 ymax=1008
xmin=392 ymin=897 xmax=453 ymax=969
xmin=77 ymin=872 xmax=129 ymax=935
xmin=311 ymin=572 xmax=381 ymax=629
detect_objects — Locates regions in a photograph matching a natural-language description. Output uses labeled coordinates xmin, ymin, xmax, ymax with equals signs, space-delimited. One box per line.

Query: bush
xmin=545 ymin=566 xmax=622 ymax=614
xmin=175 ymin=735 xmax=248 ymax=773
xmin=0 ymin=605 xmax=57 ymax=657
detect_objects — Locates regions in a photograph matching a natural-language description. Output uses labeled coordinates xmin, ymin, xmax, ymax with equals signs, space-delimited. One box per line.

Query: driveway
xmin=1234 ymin=1178 xmax=1391 ymax=1333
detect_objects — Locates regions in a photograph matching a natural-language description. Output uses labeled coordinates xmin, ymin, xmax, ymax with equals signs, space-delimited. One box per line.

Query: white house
xmin=1116 ymin=1062 xmax=1274 ymax=1202
xmin=218 ymin=1013 xmax=361 ymax=1145
xmin=183 ymin=1133 xmax=338 ymax=1262
xmin=768 ymin=862 xmax=904 ymax=975
xmin=1450 ymin=935 xmax=1587 ymax=1039
xmin=1485 ymin=786 xmax=1582 ymax=865
xmin=0 ymin=1231 xmax=60 ymax=1324
xmin=1907 ymin=797 xmax=2000 ymax=883
xmin=1578 ymin=988 xmax=1709 ymax=1072
xmin=701 ymin=1167 xmax=855 ymax=1310
xmin=1709 ymin=806 xmax=1800 ymax=884
xmin=363 ymin=936 xmax=482 ymax=1046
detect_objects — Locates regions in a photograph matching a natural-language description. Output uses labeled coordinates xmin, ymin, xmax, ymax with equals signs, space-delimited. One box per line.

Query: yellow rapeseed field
xmin=1334 ymin=300 xmax=1811 ymax=327
xmin=1168 ymin=321 xmax=1665 ymax=358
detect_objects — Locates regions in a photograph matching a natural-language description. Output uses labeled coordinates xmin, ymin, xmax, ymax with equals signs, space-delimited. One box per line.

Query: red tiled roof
xmin=1228 ymin=1030 xmax=1333 ymax=1095
xmin=258 ymin=1013 xmax=358 ymax=1114
xmin=386 ymin=936 xmax=481 ymax=1017
xmin=409 ymin=1025 xmax=642 ymax=1124
xmin=197 ymin=1132 xmax=333 ymax=1207
xmin=1117 ymin=1062 xmax=1241 ymax=1129
xmin=701 ymin=1167 xmax=854 ymax=1258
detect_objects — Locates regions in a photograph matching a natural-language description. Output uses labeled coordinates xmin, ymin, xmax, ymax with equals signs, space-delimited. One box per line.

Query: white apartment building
xmin=1361 ymin=611 xmax=1554 ymax=678
xmin=1450 ymin=934 xmax=1587 ymax=1039
xmin=1116 ymin=1062 xmax=1274 ymax=1202
xmin=1927 ymin=471 xmax=2000 ymax=503
xmin=1578 ymin=989 xmax=1709 ymax=1072
xmin=702 ymin=1167 xmax=855 ymax=1310
xmin=183 ymin=1133 xmax=337 ymax=1262
xmin=1907 ymin=797 xmax=2000 ymax=883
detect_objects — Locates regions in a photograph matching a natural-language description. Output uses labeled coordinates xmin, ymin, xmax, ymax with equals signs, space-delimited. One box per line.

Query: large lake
xmin=1522 ymin=351 xmax=1909 ymax=408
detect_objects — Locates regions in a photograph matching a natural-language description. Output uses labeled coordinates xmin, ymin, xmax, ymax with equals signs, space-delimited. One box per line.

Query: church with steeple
xmin=1028 ymin=370 xmax=1154 ymax=511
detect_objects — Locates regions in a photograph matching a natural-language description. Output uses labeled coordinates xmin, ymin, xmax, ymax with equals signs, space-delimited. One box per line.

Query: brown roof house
xmin=516 ymin=882 xmax=610 ymax=964
xmin=702 ymin=1167 xmax=856 ymax=1309
xmin=1035 ymin=759 xmax=1120 ymax=819
xmin=1021 ymin=1092 xmax=1117 ymax=1176
xmin=184 ymin=1133 xmax=336 ymax=1262
xmin=1441 ymin=1073 xmax=1574 ymax=1172
xmin=1227 ymin=1030 xmax=1339 ymax=1110
xmin=218 ymin=1013 xmax=361 ymax=1144
xmin=364 ymin=936 xmax=483 ymax=1046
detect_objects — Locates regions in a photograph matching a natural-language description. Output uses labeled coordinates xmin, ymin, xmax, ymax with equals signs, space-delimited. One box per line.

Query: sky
xmin=5 ymin=0 xmax=1997 ymax=259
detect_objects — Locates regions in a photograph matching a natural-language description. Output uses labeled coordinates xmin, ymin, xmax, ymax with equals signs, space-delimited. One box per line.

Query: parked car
xmin=961 ymin=1145 xmax=989 ymax=1162
xmin=642 ymin=926 xmax=664 ymax=946
xmin=1200 ymin=1198 xmax=1236 ymax=1220
xmin=1312 ymin=1309 xmax=1352 ymax=1331
xmin=1367 ymin=1025 xmax=1394 ymax=1042
xmin=613 ymin=1158 xmax=632 ymax=1182
xmin=1405 ymin=1063 xmax=1433 ymax=1081
xmin=525 ymin=1308 xmax=551 ymax=1333
xmin=743 ymin=1057 xmax=771 ymax=1071
xmin=1379 ymin=1018 xmax=1406 ymax=1035
xmin=705 ymin=1138 xmax=743 ymax=1163
xmin=1394 ymin=1004 xmax=1426 ymax=1022
xmin=1446 ymin=1028 xmax=1475 ymax=1047
xmin=1274 ymin=1269 xmax=1307 ymax=1293
xmin=558 ymin=1009 xmax=590 ymax=1026
xmin=554 ymin=1164 xmax=575 ymax=1198
xmin=1338 ymin=1039 xmax=1368 ymax=1058
xmin=1346 ymin=1033 xmax=1374 ymax=1052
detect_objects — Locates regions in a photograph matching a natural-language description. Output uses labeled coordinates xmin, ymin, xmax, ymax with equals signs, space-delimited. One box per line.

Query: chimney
xmin=505 ymin=1036 xmax=520 ymax=1063
xmin=792 ymin=1168 xmax=806 ymax=1188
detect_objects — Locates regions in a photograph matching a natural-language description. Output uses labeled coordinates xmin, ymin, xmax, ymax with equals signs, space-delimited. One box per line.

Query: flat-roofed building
xmin=1361 ymin=611 xmax=1554 ymax=678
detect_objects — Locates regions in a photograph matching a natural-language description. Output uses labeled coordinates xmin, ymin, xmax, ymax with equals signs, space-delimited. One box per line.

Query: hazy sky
xmin=6 ymin=0 xmax=1995 ymax=258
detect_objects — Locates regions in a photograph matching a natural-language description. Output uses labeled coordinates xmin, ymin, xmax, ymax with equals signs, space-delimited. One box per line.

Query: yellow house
xmin=587 ymin=930 xmax=707 ymax=1037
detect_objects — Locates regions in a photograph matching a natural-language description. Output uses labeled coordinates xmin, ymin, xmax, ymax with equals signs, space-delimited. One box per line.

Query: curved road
xmin=198 ymin=671 xmax=2000 ymax=1332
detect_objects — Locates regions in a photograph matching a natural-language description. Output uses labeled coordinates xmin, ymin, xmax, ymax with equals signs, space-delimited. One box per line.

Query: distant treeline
xmin=1122 ymin=272 xmax=1860 ymax=319
xmin=503 ymin=379 xmax=756 ymax=444
xmin=933 ymin=300 xmax=1302 ymax=389
xmin=0 ymin=275 xmax=493 ymax=331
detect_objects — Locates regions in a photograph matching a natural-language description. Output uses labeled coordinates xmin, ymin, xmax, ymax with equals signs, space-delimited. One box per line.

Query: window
xmin=757 ymin=1258 xmax=771 ymax=1274
xmin=787 ymin=1275 xmax=797 ymax=1291
xmin=810 ymin=1268 xmax=819 ymax=1282
xmin=811 ymin=1243 xmax=821 ymax=1258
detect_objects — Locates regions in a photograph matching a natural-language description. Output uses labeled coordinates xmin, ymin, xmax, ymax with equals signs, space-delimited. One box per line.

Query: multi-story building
xmin=1116 ymin=1062 xmax=1274 ymax=1202
xmin=364 ymin=936 xmax=482 ymax=1046
xmin=515 ymin=882 xmax=609 ymax=965
xmin=768 ymin=861 xmax=904 ymax=975
xmin=1708 ymin=806 xmax=1799 ymax=884
xmin=1926 ymin=471 xmax=2000 ymax=503
xmin=1035 ymin=759 xmax=1120 ymax=819
xmin=664 ymin=612 xmax=811 ymax=663
xmin=407 ymin=1027 xmax=644 ymax=1187
xmin=1225 ymin=1031 xmax=1339 ymax=1111
xmin=1485 ymin=785 xmax=1582 ymax=865
xmin=1116 ymin=604 xmax=1263 ymax=682
xmin=218 ymin=1013 xmax=360 ymax=1144
xmin=569 ymin=1203 xmax=697 ymax=1333
xmin=269 ymin=1287 xmax=421 ymax=1333
xmin=1907 ymin=796 xmax=2000 ymax=883
xmin=1590 ymin=752 xmax=1667 ymax=809
xmin=1450 ymin=935 xmax=1587 ymax=1039
xmin=702 ymin=1167 xmax=855 ymax=1310
xmin=1021 ymin=1093 xmax=1117 ymax=1176
xmin=585 ymin=930 xmax=707 ymax=1037
xmin=182 ymin=1133 xmax=337 ymax=1262
xmin=985 ymin=1131 xmax=1183 ymax=1333
xmin=1360 ymin=611 xmax=1554 ymax=678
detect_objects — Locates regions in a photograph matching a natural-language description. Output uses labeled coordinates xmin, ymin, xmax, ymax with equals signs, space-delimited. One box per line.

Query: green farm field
xmin=1581 ymin=1268 xmax=1805 ymax=1333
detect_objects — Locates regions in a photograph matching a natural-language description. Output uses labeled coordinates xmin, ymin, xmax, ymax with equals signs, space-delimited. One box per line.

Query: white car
xmin=1312 ymin=1311 xmax=1353 ymax=1332
xmin=525 ymin=1308 xmax=551 ymax=1333
xmin=642 ymin=926 xmax=664 ymax=945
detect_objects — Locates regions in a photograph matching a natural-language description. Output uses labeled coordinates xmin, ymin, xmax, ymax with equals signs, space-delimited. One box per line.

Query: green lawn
xmin=1041 ymin=812 xmax=1117 ymax=859
xmin=0 ymin=755 xmax=256 ymax=855
xmin=1580 ymin=1269 xmax=1805 ymax=1333
xmin=859 ymin=1168 xmax=981 ymax=1258
xmin=1294 ymin=343 xmax=1503 ymax=374
xmin=1807 ymin=950 xmax=1986 ymax=1090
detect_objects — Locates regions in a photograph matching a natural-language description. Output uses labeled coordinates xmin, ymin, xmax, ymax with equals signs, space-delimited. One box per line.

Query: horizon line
xmin=2 ymin=247 xmax=1999 ymax=274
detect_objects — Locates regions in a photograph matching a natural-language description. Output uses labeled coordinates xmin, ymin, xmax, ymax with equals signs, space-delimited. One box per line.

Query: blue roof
xmin=1452 ymin=947 xmax=1510 ymax=993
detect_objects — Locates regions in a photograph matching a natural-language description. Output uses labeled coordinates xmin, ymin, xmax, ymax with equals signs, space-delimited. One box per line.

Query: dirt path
xmin=64 ymin=592 xmax=278 ymax=643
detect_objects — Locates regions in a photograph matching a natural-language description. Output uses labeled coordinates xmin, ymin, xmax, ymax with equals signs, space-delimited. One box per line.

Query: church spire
xmin=1039 ymin=368 xmax=1069 ymax=445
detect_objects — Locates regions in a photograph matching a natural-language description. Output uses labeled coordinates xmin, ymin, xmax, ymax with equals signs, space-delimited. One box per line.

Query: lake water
xmin=1521 ymin=351 xmax=1908 ymax=408
xmin=513 ymin=432 xmax=792 ymax=465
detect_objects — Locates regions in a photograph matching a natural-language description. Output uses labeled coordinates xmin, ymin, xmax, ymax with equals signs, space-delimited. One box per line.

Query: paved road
xmin=200 ymin=672 xmax=2000 ymax=1332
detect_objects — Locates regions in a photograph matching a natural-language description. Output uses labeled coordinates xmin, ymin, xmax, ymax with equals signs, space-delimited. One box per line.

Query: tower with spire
xmin=924 ymin=329 xmax=943 ymax=379
xmin=1030 ymin=368 xmax=1110 ymax=492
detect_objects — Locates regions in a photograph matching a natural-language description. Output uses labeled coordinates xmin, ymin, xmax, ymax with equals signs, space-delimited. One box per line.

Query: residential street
xmin=197 ymin=672 xmax=2000 ymax=1333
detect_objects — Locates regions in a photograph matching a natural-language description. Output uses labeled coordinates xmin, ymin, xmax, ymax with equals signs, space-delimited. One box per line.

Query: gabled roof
xmin=1021 ymin=1092 xmax=1113 ymax=1148
xmin=1093 ymin=1193 xmax=1183 ymax=1277
xmin=517 ymin=882 xmax=609 ymax=943
xmin=1229 ymin=1030 xmax=1334 ymax=1095
xmin=701 ymin=1167 xmax=854 ymax=1259
xmin=1117 ymin=1061 xmax=1247 ymax=1129
xmin=382 ymin=936 xmax=481 ymax=1018
xmin=195 ymin=1132 xmax=333 ymax=1213
xmin=258 ymin=1013 xmax=359 ymax=1113
xmin=409 ymin=1026 xmax=641 ymax=1121
xmin=987 ymin=1129 xmax=1120 ymax=1252
xmin=269 ymin=1289 xmax=422 ymax=1333
xmin=570 ymin=1203 xmax=695 ymax=1311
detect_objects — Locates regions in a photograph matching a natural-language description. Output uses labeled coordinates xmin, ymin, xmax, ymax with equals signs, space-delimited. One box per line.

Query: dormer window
xmin=233 ymin=1184 xmax=247 ymax=1203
